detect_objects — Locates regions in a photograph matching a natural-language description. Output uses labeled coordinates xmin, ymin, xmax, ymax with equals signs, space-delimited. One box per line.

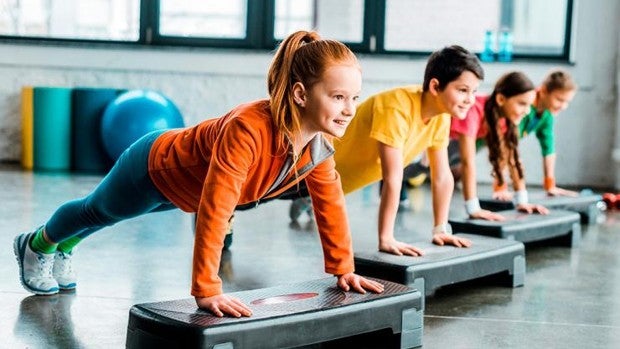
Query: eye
xmin=353 ymin=95 xmax=360 ymax=101
xmin=335 ymin=95 xmax=345 ymax=100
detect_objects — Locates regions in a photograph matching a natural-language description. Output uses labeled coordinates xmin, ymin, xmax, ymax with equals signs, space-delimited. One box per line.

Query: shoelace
xmin=55 ymin=253 xmax=74 ymax=274
xmin=36 ymin=255 xmax=55 ymax=278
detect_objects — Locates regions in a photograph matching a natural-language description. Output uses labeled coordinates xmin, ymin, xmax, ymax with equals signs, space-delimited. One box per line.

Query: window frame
xmin=0 ymin=0 xmax=574 ymax=62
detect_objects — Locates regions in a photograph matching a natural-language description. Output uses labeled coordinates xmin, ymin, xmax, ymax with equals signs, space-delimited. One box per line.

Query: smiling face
xmin=296 ymin=64 xmax=362 ymax=138
xmin=497 ymin=89 xmax=537 ymax=123
xmin=539 ymin=87 xmax=576 ymax=115
xmin=434 ymin=70 xmax=481 ymax=120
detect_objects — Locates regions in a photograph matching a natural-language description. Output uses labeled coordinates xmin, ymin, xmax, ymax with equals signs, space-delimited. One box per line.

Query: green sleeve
xmin=535 ymin=112 xmax=555 ymax=156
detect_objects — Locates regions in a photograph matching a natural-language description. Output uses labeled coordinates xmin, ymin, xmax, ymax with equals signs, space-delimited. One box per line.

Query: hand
xmin=379 ymin=238 xmax=424 ymax=256
xmin=195 ymin=294 xmax=253 ymax=318
xmin=517 ymin=203 xmax=549 ymax=215
xmin=492 ymin=190 xmax=514 ymax=201
xmin=547 ymin=186 xmax=579 ymax=197
xmin=337 ymin=273 xmax=385 ymax=294
xmin=470 ymin=209 xmax=506 ymax=221
xmin=432 ymin=233 xmax=472 ymax=247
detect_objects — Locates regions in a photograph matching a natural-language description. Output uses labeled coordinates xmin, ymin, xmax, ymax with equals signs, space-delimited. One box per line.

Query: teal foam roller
xmin=33 ymin=87 xmax=72 ymax=171
xmin=71 ymin=88 xmax=125 ymax=173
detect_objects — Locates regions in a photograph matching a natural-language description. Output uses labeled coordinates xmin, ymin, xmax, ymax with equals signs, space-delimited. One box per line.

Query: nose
xmin=343 ymin=100 xmax=356 ymax=116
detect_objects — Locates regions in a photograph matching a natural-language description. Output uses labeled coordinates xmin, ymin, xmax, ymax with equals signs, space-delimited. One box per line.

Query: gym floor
xmin=1 ymin=164 xmax=619 ymax=349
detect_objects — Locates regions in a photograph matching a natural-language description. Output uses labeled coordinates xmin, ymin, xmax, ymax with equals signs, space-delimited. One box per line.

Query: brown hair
xmin=484 ymin=71 xmax=535 ymax=186
xmin=423 ymin=45 xmax=484 ymax=92
xmin=542 ymin=69 xmax=577 ymax=92
xmin=267 ymin=31 xmax=359 ymax=144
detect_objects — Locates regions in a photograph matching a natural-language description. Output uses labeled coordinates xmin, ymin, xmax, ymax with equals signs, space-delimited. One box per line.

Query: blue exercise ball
xmin=101 ymin=90 xmax=184 ymax=160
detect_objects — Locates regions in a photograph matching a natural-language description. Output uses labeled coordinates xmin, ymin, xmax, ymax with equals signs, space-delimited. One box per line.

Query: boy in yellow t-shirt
xmin=291 ymin=45 xmax=484 ymax=256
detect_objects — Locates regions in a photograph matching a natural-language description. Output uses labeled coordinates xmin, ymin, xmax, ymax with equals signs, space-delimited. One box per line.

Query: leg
xmin=45 ymin=130 xmax=173 ymax=243
xmin=277 ymin=180 xmax=313 ymax=222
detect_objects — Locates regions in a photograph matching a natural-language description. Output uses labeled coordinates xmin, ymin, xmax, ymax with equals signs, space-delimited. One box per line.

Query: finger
xmin=402 ymin=245 xmax=423 ymax=257
xmin=337 ymin=276 xmax=349 ymax=291
xmin=391 ymin=246 xmax=404 ymax=256
xmin=220 ymin=302 xmax=242 ymax=318
xmin=230 ymin=298 xmax=253 ymax=316
xmin=460 ymin=238 xmax=472 ymax=247
xmin=432 ymin=236 xmax=445 ymax=246
xmin=208 ymin=304 xmax=225 ymax=318
xmin=347 ymin=276 xmax=365 ymax=294
xmin=487 ymin=212 xmax=505 ymax=221
xmin=450 ymin=237 xmax=463 ymax=247
xmin=362 ymin=279 xmax=384 ymax=293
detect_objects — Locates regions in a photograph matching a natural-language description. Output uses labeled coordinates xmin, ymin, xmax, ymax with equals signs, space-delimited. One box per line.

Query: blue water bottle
xmin=498 ymin=29 xmax=513 ymax=62
xmin=480 ymin=30 xmax=495 ymax=62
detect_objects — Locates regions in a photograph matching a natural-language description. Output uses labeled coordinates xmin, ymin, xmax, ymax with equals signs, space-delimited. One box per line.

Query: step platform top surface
xmin=132 ymin=277 xmax=417 ymax=327
xmin=354 ymin=233 xmax=523 ymax=266
xmin=480 ymin=191 xmax=602 ymax=206
xmin=449 ymin=209 xmax=580 ymax=227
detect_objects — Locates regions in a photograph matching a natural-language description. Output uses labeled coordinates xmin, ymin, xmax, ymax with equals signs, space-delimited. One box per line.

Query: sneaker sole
xmin=13 ymin=234 xmax=59 ymax=295
xmin=58 ymin=283 xmax=77 ymax=291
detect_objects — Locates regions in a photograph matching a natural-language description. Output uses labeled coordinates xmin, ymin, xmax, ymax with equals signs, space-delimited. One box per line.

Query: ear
xmin=292 ymin=82 xmax=307 ymax=107
xmin=428 ymin=78 xmax=441 ymax=96
xmin=495 ymin=93 xmax=506 ymax=106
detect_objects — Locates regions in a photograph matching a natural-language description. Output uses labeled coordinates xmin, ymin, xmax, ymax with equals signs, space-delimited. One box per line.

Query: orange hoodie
xmin=148 ymin=99 xmax=354 ymax=297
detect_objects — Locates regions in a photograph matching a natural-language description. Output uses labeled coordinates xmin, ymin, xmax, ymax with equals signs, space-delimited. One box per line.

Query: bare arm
xmin=459 ymin=135 xmax=504 ymax=220
xmin=377 ymin=142 xmax=424 ymax=256
xmin=427 ymin=146 xmax=472 ymax=247
xmin=543 ymin=154 xmax=578 ymax=196
xmin=509 ymin=162 xmax=548 ymax=214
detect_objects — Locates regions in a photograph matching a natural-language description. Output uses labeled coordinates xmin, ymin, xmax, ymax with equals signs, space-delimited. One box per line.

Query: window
xmin=383 ymin=0 xmax=571 ymax=57
xmin=0 ymin=0 xmax=139 ymax=41
xmin=0 ymin=0 xmax=573 ymax=60
xmin=273 ymin=0 xmax=364 ymax=44
xmin=159 ymin=0 xmax=247 ymax=39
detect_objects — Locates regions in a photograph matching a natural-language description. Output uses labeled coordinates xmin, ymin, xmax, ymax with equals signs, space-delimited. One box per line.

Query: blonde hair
xmin=542 ymin=69 xmax=577 ymax=92
xmin=267 ymin=30 xmax=359 ymax=143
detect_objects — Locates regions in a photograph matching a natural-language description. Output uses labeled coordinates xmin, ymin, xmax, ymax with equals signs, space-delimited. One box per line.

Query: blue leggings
xmin=45 ymin=130 xmax=177 ymax=243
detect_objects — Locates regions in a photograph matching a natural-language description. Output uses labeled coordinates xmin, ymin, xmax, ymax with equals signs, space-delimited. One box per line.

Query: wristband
xmin=465 ymin=198 xmax=482 ymax=215
xmin=493 ymin=181 xmax=508 ymax=192
xmin=515 ymin=190 xmax=528 ymax=205
xmin=432 ymin=223 xmax=452 ymax=235
xmin=543 ymin=177 xmax=556 ymax=191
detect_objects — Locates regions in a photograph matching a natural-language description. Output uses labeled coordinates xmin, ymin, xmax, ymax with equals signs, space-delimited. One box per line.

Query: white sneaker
xmin=53 ymin=251 xmax=77 ymax=290
xmin=13 ymin=232 xmax=59 ymax=295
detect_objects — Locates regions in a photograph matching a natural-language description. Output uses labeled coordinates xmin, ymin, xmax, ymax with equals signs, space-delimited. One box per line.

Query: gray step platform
xmin=449 ymin=209 xmax=581 ymax=246
xmin=354 ymin=234 xmax=525 ymax=308
xmin=126 ymin=277 xmax=423 ymax=349
xmin=478 ymin=191 xmax=603 ymax=224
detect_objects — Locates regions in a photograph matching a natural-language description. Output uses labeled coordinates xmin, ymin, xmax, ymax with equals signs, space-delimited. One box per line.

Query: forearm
xmin=378 ymin=180 xmax=401 ymax=243
xmin=543 ymin=154 xmax=556 ymax=190
xmin=461 ymin=159 xmax=478 ymax=201
xmin=432 ymin=172 xmax=453 ymax=226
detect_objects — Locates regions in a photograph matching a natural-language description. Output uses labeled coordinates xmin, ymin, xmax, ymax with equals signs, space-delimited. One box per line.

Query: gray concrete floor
xmin=1 ymin=164 xmax=620 ymax=349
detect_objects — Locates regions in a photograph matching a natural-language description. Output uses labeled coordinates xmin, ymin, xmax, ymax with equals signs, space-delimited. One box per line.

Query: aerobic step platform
xmin=449 ymin=209 xmax=581 ymax=247
xmin=126 ymin=277 xmax=423 ymax=349
xmin=478 ymin=190 xmax=603 ymax=224
xmin=354 ymin=233 xmax=525 ymax=308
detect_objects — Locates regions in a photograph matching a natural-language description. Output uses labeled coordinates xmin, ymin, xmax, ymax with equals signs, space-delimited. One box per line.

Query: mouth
xmin=334 ymin=119 xmax=348 ymax=127
xmin=455 ymin=106 xmax=468 ymax=115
